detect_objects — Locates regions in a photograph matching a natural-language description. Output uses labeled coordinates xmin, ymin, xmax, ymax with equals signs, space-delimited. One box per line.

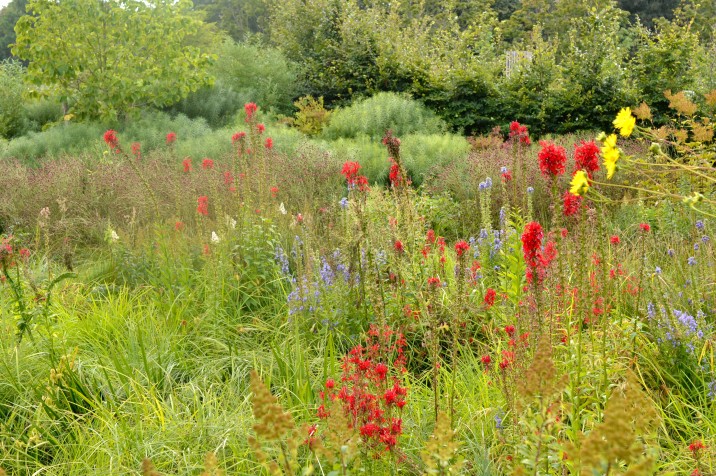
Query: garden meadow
xmin=2 ymin=0 xmax=716 ymax=474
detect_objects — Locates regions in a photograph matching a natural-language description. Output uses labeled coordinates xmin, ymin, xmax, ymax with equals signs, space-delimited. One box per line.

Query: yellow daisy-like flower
xmin=570 ymin=170 xmax=590 ymax=196
xmin=602 ymin=133 xmax=617 ymax=149
xmin=613 ymin=107 xmax=636 ymax=137
xmin=600 ymin=133 xmax=620 ymax=179
xmin=603 ymin=153 xmax=618 ymax=179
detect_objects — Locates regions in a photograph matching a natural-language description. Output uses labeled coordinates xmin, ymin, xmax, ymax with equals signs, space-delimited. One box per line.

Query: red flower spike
xmin=537 ymin=141 xmax=567 ymax=178
xmin=244 ymin=103 xmax=258 ymax=122
xmin=574 ymin=140 xmax=600 ymax=177
xmin=563 ymin=190 xmax=582 ymax=217
xmin=454 ymin=240 xmax=470 ymax=258
xmin=484 ymin=288 xmax=496 ymax=307
xmin=394 ymin=240 xmax=404 ymax=253
xmin=197 ymin=196 xmax=209 ymax=216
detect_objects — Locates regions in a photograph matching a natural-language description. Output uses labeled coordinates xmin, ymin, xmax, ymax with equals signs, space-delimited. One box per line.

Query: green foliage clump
xmin=322 ymin=92 xmax=446 ymax=141
xmin=291 ymin=96 xmax=331 ymax=136
xmin=169 ymin=39 xmax=299 ymax=126
xmin=0 ymin=60 xmax=26 ymax=139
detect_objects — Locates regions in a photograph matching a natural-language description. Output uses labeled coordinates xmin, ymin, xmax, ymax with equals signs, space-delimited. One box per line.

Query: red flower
xmin=689 ymin=441 xmax=706 ymax=453
xmin=257 ymin=123 xmax=265 ymax=134
xmin=639 ymin=223 xmax=651 ymax=232
xmin=182 ymin=158 xmax=192 ymax=173
xmin=244 ymin=102 xmax=258 ymax=121
xmin=166 ymin=132 xmax=177 ymax=145
xmin=563 ymin=190 xmax=582 ymax=217
xmin=388 ymin=158 xmax=405 ymax=187
xmin=223 ymin=171 xmax=234 ymax=185
xmin=383 ymin=389 xmax=397 ymax=406
xmin=355 ymin=175 xmax=370 ymax=192
xmin=231 ymin=131 xmax=246 ymax=143
xmin=197 ymin=196 xmax=209 ymax=216
xmin=509 ymin=121 xmax=531 ymax=146
xmin=537 ymin=141 xmax=567 ymax=178
xmin=484 ymin=288 xmax=496 ymax=307
xmin=427 ymin=277 xmax=441 ymax=288
xmin=341 ymin=161 xmax=362 ymax=184
xmin=505 ymin=325 xmax=516 ymax=337
xmin=610 ymin=235 xmax=620 ymax=245
xmin=19 ymin=248 xmax=30 ymax=260
xmin=521 ymin=221 xmax=544 ymax=268
xmin=265 ymin=137 xmax=273 ymax=150
xmin=375 ymin=363 xmax=388 ymax=380
xmin=270 ymin=186 xmax=279 ymax=198
xmin=481 ymin=354 xmax=491 ymax=366
xmin=501 ymin=170 xmax=512 ymax=182
xmin=574 ymin=140 xmax=600 ymax=177
xmin=174 ymin=221 xmax=184 ymax=231
xmin=394 ymin=240 xmax=404 ymax=253
xmin=360 ymin=423 xmax=380 ymax=437
xmin=426 ymin=229 xmax=436 ymax=244
xmin=201 ymin=158 xmax=214 ymax=170
xmin=131 ymin=142 xmax=141 ymax=158
xmin=103 ymin=130 xmax=120 ymax=151
xmin=454 ymin=240 xmax=470 ymax=258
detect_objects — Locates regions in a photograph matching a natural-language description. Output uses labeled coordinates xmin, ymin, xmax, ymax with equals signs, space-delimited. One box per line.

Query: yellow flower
xmin=603 ymin=151 xmax=619 ymax=179
xmin=613 ymin=107 xmax=636 ymax=137
xmin=569 ymin=170 xmax=590 ymax=196
xmin=600 ymin=133 xmax=620 ymax=179
xmin=602 ymin=133 xmax=617 ymax=149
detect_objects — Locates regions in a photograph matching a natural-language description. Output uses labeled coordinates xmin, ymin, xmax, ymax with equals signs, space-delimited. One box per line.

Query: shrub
xmin=322 ymin=92 xmax=446 ymax=141
xmin=291 ymin=96 xmax=332 ymax=136
xmin=0 ymin=60 xmax=26 ymax=139
xmin=325 ymin=132 xmax=468 ymax=186
xmin=167 ymin=40 xmax=299 ymax=126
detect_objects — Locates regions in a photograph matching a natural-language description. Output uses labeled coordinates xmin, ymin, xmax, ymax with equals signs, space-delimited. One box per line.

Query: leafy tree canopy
xmin=0 ymin=0 xmax=26 ymax=60
xmin=13 ymin=0 xmax=215 ymax=121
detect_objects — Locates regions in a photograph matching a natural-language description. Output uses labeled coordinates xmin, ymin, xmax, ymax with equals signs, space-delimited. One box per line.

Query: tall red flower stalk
xmin=574 ymin=140 xmax=600 ymax=178
xmin=537 ymin=141 xmax=566 ymax=178
xmin=103 ymin=130 xmax=120 ymax=152
xmin=316 ymin=325 xmax=407 ymax=456
xmin=197 ymin=196 xmax=209 ymax=216
xmin=508 ymin=121 xmax=531 ymax=146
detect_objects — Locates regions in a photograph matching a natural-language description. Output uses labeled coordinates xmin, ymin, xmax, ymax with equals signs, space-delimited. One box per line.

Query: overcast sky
xmin=0 ymin=0 xmax=11 ymax=10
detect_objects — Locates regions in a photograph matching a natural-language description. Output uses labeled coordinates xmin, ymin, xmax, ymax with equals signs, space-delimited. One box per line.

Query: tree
xmin=0 ymin=0 xmax=27 ymax=61
xmin=195 ymin=0 xmax=269 ymax=42
xmin=13 ymin=0 xmax=215 ymax=121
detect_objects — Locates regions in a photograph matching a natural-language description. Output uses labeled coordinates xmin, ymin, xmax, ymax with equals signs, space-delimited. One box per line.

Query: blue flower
xmin=688 ymin=256 xmax=697 ymax=266
xmin=655 ymin=266 xmax=662 ymax=275
xmin=694 ymin=243 xmax=700 ymax=251
xmin=500 ymin=166 xmax=508 ymax=174
xmin=667 ymin=249 xmax=675 ymax=257
xmin=339 ymin=197 xmax=349 ymax=209
xmin=494 ymin=412 xmax=504 ymax=430
xmin=702 ymin=235 xmax=710 ymax=243
xmin=527 ymin=187 xmax=534 ymax=194
xmin=696 ymin=220 xmax=705 ymax=231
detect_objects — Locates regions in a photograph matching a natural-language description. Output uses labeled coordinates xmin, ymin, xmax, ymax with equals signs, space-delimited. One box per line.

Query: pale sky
xmin=0 ymin=0 xmax=10 ymax=10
